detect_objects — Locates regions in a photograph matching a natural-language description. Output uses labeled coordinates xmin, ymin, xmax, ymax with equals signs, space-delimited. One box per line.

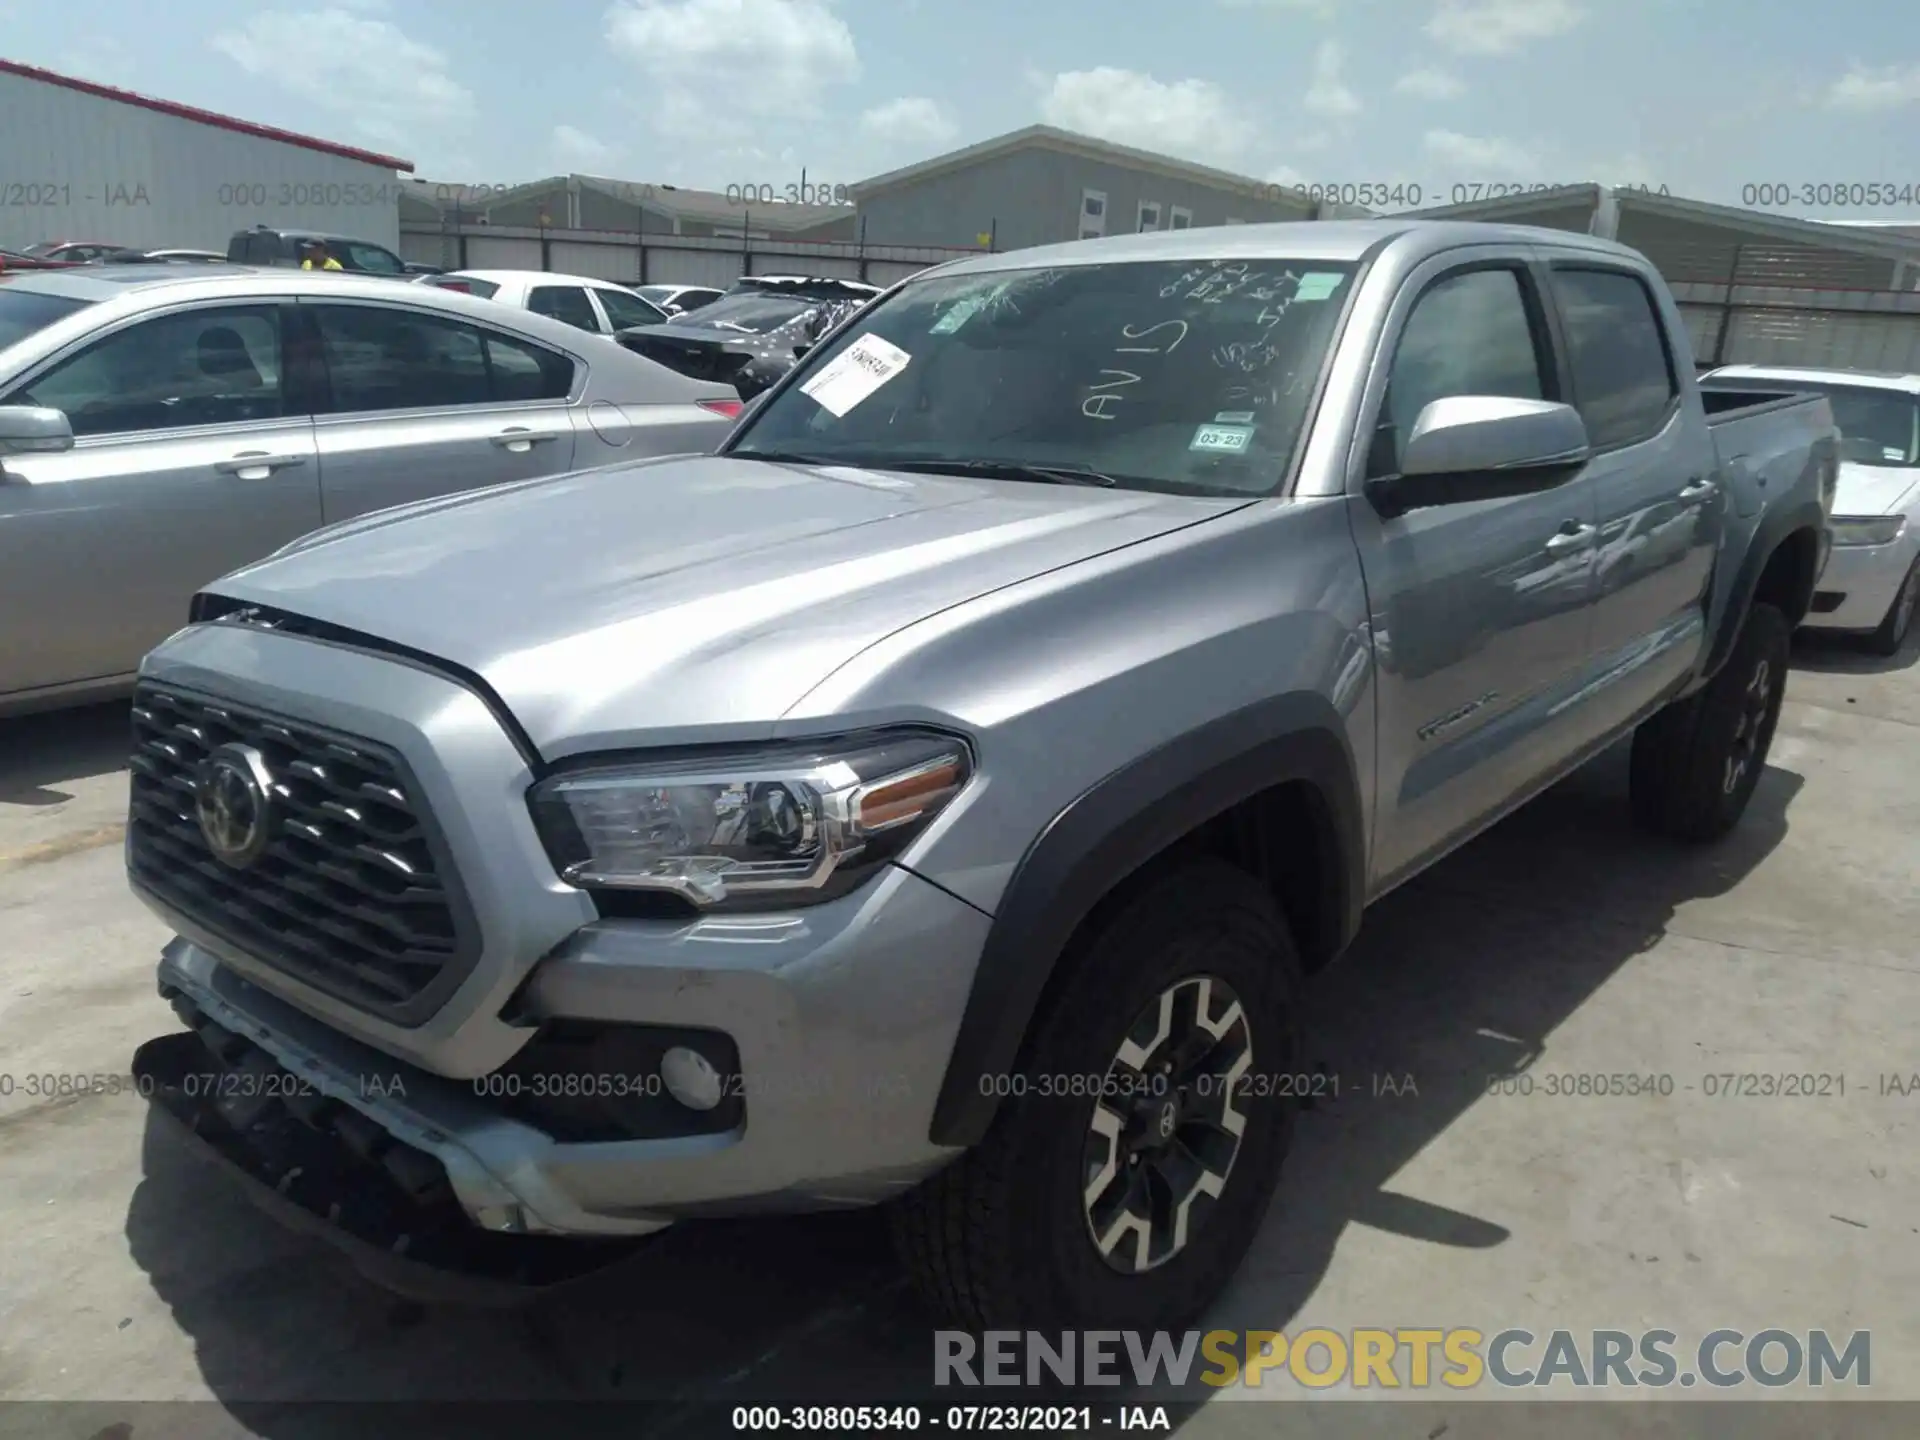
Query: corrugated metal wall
xmin=1723 ymin=309 xmax=1920 ymax=371
xmin=0 ymin=70 xmax=405 ymax=252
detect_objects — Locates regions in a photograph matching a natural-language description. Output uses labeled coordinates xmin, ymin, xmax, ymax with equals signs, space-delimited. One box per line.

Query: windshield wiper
xmin=872 ymin=458 xmax=1119 ymax=488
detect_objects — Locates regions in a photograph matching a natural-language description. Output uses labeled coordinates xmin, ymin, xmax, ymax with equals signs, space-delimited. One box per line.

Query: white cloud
xmin=605 ymin=0 xmax=859 ymax=145
xmin=1396 ymin=67 xmax=1466 ymax=99
xmin=1424 ymin=129 xmax=1541 ymax=176
xmin=1266 ymin=163 xmax=1307 ymax=186
xmin=1825 ymin=62 xmax=1920 ymax=110
xmin=552 ymin=125 xmax=618 ymax=170
xmin=1424 ymin=0 xmax=1582 ymax=56
xmin=1038 ymin=68 xmax=1261 ymax=168
xmin=860 ymin=96 xmax=958 ymax=146
xmin=1303 ymin=41 xmax=1362 ymax=118
xmin=211 ymin=9 xmax=475 ymax=162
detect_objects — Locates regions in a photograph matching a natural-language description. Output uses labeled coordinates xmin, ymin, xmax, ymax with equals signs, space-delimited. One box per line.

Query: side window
xmin=341 ymin=243 xmax=406 ymax=275
xmin=1376 ymin=266 xmax=1547 ymax=473
xmin=5 ymin=305 xmax=285 ymax=437
xmin=592 ymin=287 xmax=666 ymax=330
xmin=311 ymin=304 xmax=491 ymax=412
xmin=528 ymin=285 xmax=600 ymax=332
xmin=481 ymin=329 xmax=576 ymax=402
xmin=1549 ymin=267 xmax=1678 ymax=450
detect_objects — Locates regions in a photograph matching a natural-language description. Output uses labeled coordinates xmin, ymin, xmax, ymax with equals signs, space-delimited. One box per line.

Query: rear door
xmin=303 ymin=300 xmax=579 ymax=519
xmin=1548 ymin=262 xmax=1723 ymax=718
xmin=0 ymin=300 xmax=321 ymax=695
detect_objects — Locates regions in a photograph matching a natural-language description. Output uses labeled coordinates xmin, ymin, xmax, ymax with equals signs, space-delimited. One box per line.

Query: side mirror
xmin=1366 ymin=396 xmax=1590 ymax=518
xmin=0 ymin=405 xmax=75 ymax=458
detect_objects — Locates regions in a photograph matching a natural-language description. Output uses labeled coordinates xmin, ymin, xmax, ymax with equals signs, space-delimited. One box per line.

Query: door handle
xmin=1544 ymin=522 xmax=1597 ymax=556
xmin=214 ymin=452 xmax=308 ymax=477
xmin=490 ymin=428 xmax=561 ymax=453
xmin=1678 ymin=478 xmax=1717 ymax=503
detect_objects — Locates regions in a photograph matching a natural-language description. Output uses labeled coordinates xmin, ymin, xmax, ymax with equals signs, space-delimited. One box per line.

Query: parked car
xmin=1701 ymin=364 xmax=1918 ymax=654
xmin=225 ymin=226 xmax=412 ymax=277
xmin=22 ymin=240 xmax=123 ymax=263
xmin=419 ymin=270 xmax=670 ymax=338
xmin=98 ymin=248 xmax=231 ymax=265
xmin=616 ymin=274 xmax=882 ymax=398
xmin=124 ymin=221 xmax=1834 ymax=1330
xmin=634 ymin=283 xmax=726 ymax=316
xmin=0 ymin=248 xmax=86 ymax=273
xmin=0 ymin=263 xmax=745 ymax=716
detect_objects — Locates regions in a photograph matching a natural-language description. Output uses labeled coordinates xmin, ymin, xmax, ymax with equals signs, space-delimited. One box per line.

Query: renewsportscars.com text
xmin=935 ymin=1328 xmax=1870 ymax=1390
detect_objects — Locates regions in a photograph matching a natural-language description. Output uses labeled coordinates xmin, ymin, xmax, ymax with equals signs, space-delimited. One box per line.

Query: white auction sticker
xmin=800 ymin=334 xmax=912 ymax=416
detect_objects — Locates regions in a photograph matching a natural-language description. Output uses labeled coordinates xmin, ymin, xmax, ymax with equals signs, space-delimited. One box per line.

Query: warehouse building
xmin=1406 ymin=184 xmax=1920 ymax=371
xmin=847 ymin=124 xmax=1368 ymax=253
xmin=398 ymin=173 xmax=958 ymax=289
xmin=0 ymin=60 xmax=411 ymax=254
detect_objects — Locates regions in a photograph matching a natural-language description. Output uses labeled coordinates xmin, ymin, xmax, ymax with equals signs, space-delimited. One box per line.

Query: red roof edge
xmin=0 ymin=59 xmax=415 ymax=173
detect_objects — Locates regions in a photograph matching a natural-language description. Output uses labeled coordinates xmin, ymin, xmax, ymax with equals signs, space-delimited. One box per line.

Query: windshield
xmin=728 ymin=258 xmax=1358 ymax=497
xmin=0 ymin=288 xmax=93 ymax=353
xmin=1800 ymin=385 xmax=1918 ymax=467
xmin=674 ymin=292 xmax=815 ymax=332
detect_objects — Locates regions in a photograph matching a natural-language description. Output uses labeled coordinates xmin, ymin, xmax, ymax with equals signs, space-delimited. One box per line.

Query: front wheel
xmin=1629 ymin=602 xmax=1790 ymax=842
xmin=892 ymin=861 xmax=1303 ymax=1332
xmin=1866 ymin=557 xmax=1919 ymax=657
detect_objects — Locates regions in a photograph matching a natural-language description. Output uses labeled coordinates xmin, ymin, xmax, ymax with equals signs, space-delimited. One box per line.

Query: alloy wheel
xmin=1082 ymin=975 xmax=1254 ymax=1274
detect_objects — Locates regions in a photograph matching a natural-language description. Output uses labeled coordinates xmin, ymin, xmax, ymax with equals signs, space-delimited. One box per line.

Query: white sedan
xmin=418 ymin=269 xmax=670 ymax=340
xmin=1704 ymin=364 xmax=1920 ymax=655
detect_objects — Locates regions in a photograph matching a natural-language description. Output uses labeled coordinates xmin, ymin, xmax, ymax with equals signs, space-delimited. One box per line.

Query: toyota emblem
xmin=195 ymin=744 xmax=276 ymax=868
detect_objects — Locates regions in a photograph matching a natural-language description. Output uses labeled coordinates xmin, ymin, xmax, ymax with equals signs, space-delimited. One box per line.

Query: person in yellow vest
xmin=300 ymin=240 xmax=343 ymax=271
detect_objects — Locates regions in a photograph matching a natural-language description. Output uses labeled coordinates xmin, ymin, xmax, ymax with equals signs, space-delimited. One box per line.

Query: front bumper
xmin=129 ymin=621 xmax=993 ymax=1285
xmin=146 ymin=857 xmax=988 ymax=1242
xmin=1803 ymin=533 xmax=1917 ymax=631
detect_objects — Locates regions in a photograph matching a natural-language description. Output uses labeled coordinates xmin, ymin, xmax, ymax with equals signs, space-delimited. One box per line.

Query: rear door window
xmin=309 ymin=303 xmax=573 ymax=411
xmin=1549 ymin=267 xmax=1678 ymax=450
xmin=528 ymin=285 xmax=600 ymax=332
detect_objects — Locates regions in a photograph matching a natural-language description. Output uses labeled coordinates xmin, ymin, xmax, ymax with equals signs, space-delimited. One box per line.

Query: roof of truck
xmin=927 ymin=219 xmax=1646 ymax=279
xmin=1706 ymin=364 xmax=1920 ymax=396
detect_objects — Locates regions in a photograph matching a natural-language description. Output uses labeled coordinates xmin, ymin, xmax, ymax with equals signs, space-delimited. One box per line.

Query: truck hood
xmin=207 ymin=453 xmax=1243 ymax=755
xmin=1833 ymin=461 xmax=1919 ymax=518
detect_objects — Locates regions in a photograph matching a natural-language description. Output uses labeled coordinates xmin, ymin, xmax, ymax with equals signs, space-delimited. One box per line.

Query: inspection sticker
xmin=800 ymin=333 xmax=912 ymax=416
xmin=1191 ymin=422 xmax=1254 ymax=453
xmin=931 ymin=297 xmax=985 ymax=334
xmin=1293 ymin=272 xmax=1345 ymax=302
xmin=1213 ymin=411 xmax=1256 ymax=423
xmin=1885 ymin=446 xmax=1907 ymax=461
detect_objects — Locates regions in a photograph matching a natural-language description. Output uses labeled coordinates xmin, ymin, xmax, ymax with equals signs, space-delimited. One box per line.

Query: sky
xmin=5 ymin=0 xmax=1918 ymax=218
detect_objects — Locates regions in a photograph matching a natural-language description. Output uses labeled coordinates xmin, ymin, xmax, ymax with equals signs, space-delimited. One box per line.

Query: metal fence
xmin=399 ymin=219 xmax=979 ymax=290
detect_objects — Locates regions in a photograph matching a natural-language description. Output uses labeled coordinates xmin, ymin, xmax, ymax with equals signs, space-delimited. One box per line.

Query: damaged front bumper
xmin=132 ymin=986 xmax=657 ymax=1305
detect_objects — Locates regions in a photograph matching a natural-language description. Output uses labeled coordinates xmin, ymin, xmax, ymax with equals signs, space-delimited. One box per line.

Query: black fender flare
xmin=928 ymin=692 xmax=1367 ymax=1148
xmin=1703 ymin=498 xmax=1826 ymax=679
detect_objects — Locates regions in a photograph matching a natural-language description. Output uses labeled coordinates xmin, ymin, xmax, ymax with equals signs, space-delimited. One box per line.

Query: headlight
xmin=528 ymin=730 xmax=972 ymax=908
xmin=1830 ymin=515 xmax=1906 ymax=547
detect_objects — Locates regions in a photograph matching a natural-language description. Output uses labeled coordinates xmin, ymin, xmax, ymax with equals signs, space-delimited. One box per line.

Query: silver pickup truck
xmin=128 ymin=220 xmax=1837 ymax=1334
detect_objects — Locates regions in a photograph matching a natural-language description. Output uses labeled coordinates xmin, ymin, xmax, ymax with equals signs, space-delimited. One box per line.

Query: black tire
xmin=892 ymin=859 xmax=1303 ymax=1332
xmin=1866 ymin=557 xmax=1919 ymax=657
xmin=1629 ymin=601 xmax=1790 ymax=843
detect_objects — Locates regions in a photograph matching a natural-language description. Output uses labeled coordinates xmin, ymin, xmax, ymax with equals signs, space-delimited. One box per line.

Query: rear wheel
xmin=893 ymin=860 xmax=1303 ymax=1332
xmin=1629 ymin=602 xmax=1789 ymax=842
xmin=1866 ymin=558 xmax=1919 ymax=657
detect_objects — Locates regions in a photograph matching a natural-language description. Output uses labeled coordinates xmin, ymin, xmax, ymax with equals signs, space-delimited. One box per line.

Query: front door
xmin=1345 ymin=253 xmax=1603 ymax=889
xmin=0 ymin=301 xmax=320 ymax=696
xmin=302 ymin=300 xmax=579 ymax=520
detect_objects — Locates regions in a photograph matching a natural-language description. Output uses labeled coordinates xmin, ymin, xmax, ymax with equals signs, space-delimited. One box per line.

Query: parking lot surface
xmin=2 ymin=634 xmax=1917 ymax=1435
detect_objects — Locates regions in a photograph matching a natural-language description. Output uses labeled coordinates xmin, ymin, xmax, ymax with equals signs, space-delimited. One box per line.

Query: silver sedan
xmin=0 ymin=264 xmax=744 ymax=715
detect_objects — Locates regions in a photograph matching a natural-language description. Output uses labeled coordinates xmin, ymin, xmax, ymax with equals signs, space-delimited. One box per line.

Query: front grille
xmin=127 ymin=683 xmax=478 ymax=1023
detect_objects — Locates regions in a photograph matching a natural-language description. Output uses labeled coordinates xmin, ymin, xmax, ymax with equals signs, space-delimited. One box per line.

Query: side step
xmin=132 ymin=1019 xmax=648 ymax=1306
